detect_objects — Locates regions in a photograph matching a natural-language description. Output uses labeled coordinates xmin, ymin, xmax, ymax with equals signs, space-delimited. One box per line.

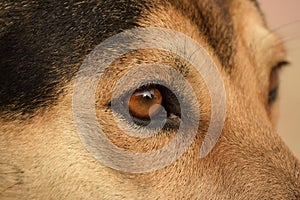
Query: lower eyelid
xmin=130 ymin=115 xmax=181 ymax=132
xmin=163 ymin=116 xmax=181 ymax=130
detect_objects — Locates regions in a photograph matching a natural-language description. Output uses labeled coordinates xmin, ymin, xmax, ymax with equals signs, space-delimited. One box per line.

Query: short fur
xmin=1 ymin=0 xmax=300 ymax=199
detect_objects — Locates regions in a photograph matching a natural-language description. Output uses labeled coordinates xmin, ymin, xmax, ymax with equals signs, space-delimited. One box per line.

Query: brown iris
xmin=128 ymin=88 xmax=163 ymax=119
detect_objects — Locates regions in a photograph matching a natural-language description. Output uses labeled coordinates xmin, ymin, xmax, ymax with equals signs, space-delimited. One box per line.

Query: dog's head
xmin=1 ymin=0 xmax=300 ymax=199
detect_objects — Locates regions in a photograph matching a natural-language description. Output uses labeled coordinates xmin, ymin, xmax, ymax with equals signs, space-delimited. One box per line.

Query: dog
xmin=1 ymin=0 xmax=300 ymax=199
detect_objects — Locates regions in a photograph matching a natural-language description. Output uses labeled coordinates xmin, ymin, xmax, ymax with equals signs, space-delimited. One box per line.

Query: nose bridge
xmin=219 ymin=124 xmax=300 ymax=198
xmin=222 ymin=89 xmax=300 ymax=196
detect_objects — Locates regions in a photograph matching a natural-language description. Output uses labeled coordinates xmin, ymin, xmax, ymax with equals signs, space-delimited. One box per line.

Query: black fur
xmin=0 ymin=0 xmax=260 ymax=118
xmin=0 ymin=0 xmax=147 ymax=117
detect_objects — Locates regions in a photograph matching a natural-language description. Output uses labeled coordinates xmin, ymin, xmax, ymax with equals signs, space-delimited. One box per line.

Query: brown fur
xmin=1 ymin=0 xmax=300 ymax=199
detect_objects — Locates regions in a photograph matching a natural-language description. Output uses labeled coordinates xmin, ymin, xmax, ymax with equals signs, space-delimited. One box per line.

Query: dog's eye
xmin=112 ymin=84 xmax=181 ymax=129
xmin=129 ymin=85 xmax=181 ymax=126
xmin=128 ymin=88 xmax=163 ymax=119
xmin=268 ymin=61 xmax=289 ymax=105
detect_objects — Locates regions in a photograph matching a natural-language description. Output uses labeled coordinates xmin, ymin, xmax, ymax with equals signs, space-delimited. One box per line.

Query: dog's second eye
xmin=269 ymin=66 xmax=280 ymax=105
xmin=128 ymin=88 xmax=162 ymax=119
xmin=268 ymin=61 xmax=289 ymax=105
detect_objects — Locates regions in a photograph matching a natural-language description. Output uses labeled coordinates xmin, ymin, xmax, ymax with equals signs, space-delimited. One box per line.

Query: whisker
xmin=269 ymin=20 xmax=300 ymax=32
xmin=271 ymin=36 xmax=300 ymax=49
xmin=262 ymin=20 xmax=300 ymax=41
xmin=255 ymin=20 xmax=300 ymax=49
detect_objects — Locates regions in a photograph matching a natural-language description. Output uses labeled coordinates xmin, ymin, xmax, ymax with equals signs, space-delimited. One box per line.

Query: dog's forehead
xmin=139 ymin=0 xmax=264 ymax=69
xmin=0 ymin=0 xmax=264 ymax=117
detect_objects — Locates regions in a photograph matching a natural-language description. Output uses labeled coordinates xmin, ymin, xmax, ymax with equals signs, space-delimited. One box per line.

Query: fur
xmin=1 ymin=0 xmax=300 ymax=199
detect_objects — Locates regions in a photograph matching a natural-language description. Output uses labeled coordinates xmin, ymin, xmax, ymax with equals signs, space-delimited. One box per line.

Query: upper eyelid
xmin=273 ymin=61 xmax=290 ymax=69
xmin=268 ymin=60 xmax=290 ymax=76
xmin=108 ymin=81 xmax=164 ymax=106
xmin=105 ymin=64 xmax=195 ymax=110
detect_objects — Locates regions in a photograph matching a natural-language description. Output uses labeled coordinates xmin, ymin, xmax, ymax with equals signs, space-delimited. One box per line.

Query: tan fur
xmin=1 ymin=0 xmax=300 ymax=199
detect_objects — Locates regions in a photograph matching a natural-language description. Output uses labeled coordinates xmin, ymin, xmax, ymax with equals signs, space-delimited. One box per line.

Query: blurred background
xmin=258 ymin=0 xmax=300 ymax=158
